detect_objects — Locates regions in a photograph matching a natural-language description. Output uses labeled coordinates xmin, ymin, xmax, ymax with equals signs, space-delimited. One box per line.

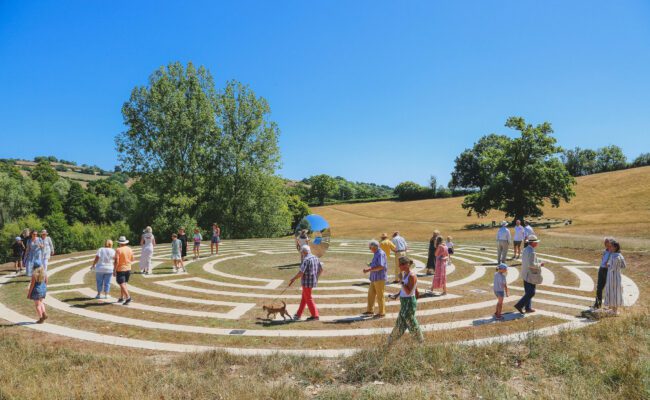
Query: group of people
xmin=11 ymin=228 xmax=55 ymax=276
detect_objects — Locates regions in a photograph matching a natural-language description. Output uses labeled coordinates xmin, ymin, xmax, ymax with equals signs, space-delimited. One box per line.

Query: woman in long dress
xmin=431 ymin=236 xmax=448 ymax=295
xmin=604 ymin=239 xmax=626 ymax=315
xmin=24 ymin=230 xmax=44 ymax=277
xmin=426 ymin=230 xmax=440 ymax=275
xmin=139 ymin=227 xmax=156 ymax=275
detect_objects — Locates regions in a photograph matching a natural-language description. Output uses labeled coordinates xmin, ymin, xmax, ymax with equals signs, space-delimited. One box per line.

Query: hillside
xmin=13 ymin=159 xmax=113 ymax=187
xmin=314 ymin=166 xmax=650 ymax=249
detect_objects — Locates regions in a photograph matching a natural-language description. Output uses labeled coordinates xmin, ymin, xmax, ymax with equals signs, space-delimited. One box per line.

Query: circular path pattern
xmin=0 ymin=239 xmax=639 ymax=357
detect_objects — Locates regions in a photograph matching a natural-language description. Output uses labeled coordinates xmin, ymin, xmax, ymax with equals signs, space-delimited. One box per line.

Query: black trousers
xmin=594 ymin=267 xmax=608 ymax=307
xmin=515 ymin=281 xmax=536 ymax=311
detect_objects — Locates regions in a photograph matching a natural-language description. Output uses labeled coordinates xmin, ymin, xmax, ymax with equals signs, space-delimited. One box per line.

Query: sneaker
xmin=103 ymin=295 xmax=109 ymax=299
xmin=117 ymin=298 xmax=124 ymax=303
xmin=95 ymin=294 xmax=101 ymax=299
xmin=525 ymin=308 xmax=536 ymax=313
xmin=123 ymin=297 xmax=132 ymax=305
xmin=514 ymin=305 xmax=524 ymax=314
xmin=306 ymin=316 xmax=319 ymax=321
xmin=373 ymin=314 xmax=385 ymax=319
xmin=361 ymin=311 xmax=374 ymax=316
xmin=293 ymin=314 xmax=300 ymax=320
xmin=36 ymin=317 xmax=44 ymax=324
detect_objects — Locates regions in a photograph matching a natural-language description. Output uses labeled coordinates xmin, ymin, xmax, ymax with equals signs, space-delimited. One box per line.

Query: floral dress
xmin=432 ymin=244 xmax=448 ymax=289
xmin=604 ymin=252 xmax=626 ymax=307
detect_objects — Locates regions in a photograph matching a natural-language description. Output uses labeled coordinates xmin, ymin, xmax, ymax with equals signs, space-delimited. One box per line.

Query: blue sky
xmin=1 ymin=1 xmax=649 ymax=187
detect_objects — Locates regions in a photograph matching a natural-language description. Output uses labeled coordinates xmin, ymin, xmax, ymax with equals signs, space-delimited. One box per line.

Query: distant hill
xmin=7 ymin=159 xmax=114 ymax=187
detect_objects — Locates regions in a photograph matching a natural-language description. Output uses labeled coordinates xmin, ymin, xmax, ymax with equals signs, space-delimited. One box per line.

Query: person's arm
xmin=504 ymin=281 xmax=509 ymax=297
xmin=317 ymin=262 xmax=323 ymax=278
xmin=113 ymin=251 xmax=118 ymax=277
xmin=48 ymin=237 xmax=55 ymax=256
xmin=26 ymin=277 xmax=35 ymax=299
xmin=288 ymin=271 xmax=304 ymax=286
xmin=403 ymin=273 xmax=416 ymax=296
xmin=140 ymin=236 xmax=144 ymax=246
xmin=91 ymin=255 xmax=99 ymax=269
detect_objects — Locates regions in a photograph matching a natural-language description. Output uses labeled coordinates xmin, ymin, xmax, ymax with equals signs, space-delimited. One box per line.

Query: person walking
xmin=496 ymin=221 xmax=511 ymax=263
xmin=430 ymin=236 xmax=448 ymax=295
xmin=493 ymin=263 xmax=509 ymax=320
xmin=26 ymin=262 xmax=48 ymax=323
xmin=603 ymin=239 xmax=626 ymax=315
xmin=379 ymin=233 xmax=396 ymax=280
xmin=362 ymin=240 xmax=387 ymax=318
xmin=20 ymin=228 xmax=30 ymax=267
xmin=39 ymin=230 xmax=55 ymax=271
xmin=192 ymin=228 xmax=203 ymax=260
xmin=11 ymin=237 xmax=25 ymax=274
xmin=295 ymin=230 xmax=310 ymax=262
xmin=91 ymin=239 xmax=115 ymax=299
xmin=514 ymin=235 xmax=542 ymax=314
xmin=288 ymin=245 xmax=323 ymax=321
xmin=387 ymin=256 xmax=424 ymax=344
xmin=171 ymin=233 xmax=185 ymax=273
xmin=513 ymin=220 xmax=525 ymax=259
xmin=426 ymin=230 xmax=440 ymax=276
xmin=593 ymin=237 xmax=612 ymax=309
xmin=178 ymin=228 xmax=188 ymax=261
xmin=211 ymin=223 xmax=221 ymax=256
xmin=391 ymin=231 xmax=408 ymax=282
xmin=139 ymin=227 xmax=156 ymax=275
xmin=523 ymin=221 xmax=535 ymax=248
xmin=24 ymin=230 xmax=44 ymax=277
xmin=114 ymin=236 xmax=134 ymax=305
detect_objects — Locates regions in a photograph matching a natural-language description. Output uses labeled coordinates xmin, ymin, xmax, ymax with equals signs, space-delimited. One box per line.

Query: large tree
xmin=307 ymin=174 xmax=338 ymax=205
xmin=451 ymin=117 xmax=575 ymax=222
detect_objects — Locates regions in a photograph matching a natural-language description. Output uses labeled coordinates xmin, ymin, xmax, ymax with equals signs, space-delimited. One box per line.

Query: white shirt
xmin=392 ymin=235 xmax=408 ymax=252
xmin=142 ymin=233 xmax=155 ymax=248
xmin=514 ymin=226 xmax=525 ymax=241
xmin=95 ymin=247 xmax=116 ymax=274
xmin=524 ymin=225 xmax=535 ymax=239
xmin=496 ymin=227 xmax=511 ymax=241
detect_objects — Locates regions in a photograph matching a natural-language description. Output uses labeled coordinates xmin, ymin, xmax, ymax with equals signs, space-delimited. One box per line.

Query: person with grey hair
xmin=593 ymin=237 xmax=612 ymax=309
xmin=496 ymin=221 xmax=511 ymax=264
xmin=288 ymin=245 xmax=323 ymax=321
xmin=362 ymin=240 xmax=387 ymax=318
xmin=139 ymin=226 xmax=156 ymax=274
xmin=39 ymin=230 xmax=55 ymax=271
xmin=604 ymin=239 xmax=626 ymax=315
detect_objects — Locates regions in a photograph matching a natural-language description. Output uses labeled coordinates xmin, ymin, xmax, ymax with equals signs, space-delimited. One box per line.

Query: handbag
xmin=526 ymin=256 xmax=543 ymax=285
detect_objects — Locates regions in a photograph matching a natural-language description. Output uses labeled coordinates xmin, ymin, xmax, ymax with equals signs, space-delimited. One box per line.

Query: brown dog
xmin=263 ymin=301 xmax=293 ymax=321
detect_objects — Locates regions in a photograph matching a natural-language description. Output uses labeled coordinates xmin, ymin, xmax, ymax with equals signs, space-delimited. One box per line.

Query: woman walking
xmin=24 ymin=230 xmax=44 ymax=277
xmin=91 ymin=239 xmax=115 ymax=299
xmin=430 ymin=236 xmax=448 ymax=295
xmin=40 ymin=230 xmax=55 ymax=271
xmin=139 ymin=227 xmax=156 ymax=274
xmin=211 ymin=223 xmax=221 ymax=256
xmin=295 ymin=230 xmax=310 ymax=262
xmin=387 ymin=256 xmax=424 ymax=344
xmin=604 ymin=239 xmax=626 ymax=315
xmin=425 ymin=230 xmax=440 ymax=275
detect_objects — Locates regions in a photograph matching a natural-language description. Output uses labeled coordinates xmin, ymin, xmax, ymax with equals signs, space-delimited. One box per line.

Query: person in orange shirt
xmin=114 ymin=236 xmax=134 ymax=305
xmin=379 ymin=233 xmax=397 ymax=283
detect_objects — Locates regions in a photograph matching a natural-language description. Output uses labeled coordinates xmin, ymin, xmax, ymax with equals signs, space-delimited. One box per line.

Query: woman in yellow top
xmin=114 ymin=236 xmax=134 ymax=305
xmin=379 ymin=233 xmax=397 ymax=282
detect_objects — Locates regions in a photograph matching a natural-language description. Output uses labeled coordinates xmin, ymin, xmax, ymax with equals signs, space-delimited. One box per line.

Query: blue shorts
xmin=494 ymin=290 xmax=505 ymax=298
xmin=211 ymin=236 xmax=220 ymax=244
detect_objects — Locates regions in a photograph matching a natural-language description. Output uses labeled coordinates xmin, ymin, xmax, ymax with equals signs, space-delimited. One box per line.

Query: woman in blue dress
xmin=24 ymin=230 xmax=44 ymax=277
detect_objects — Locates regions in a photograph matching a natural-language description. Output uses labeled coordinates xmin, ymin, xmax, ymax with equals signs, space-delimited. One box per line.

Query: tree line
xmin=561 ymin=146 xmax=649 ymax=177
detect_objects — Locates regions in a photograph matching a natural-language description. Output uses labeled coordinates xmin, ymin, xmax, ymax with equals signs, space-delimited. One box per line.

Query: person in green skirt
xmin=388 ymin=256 xmax=424 ymax=344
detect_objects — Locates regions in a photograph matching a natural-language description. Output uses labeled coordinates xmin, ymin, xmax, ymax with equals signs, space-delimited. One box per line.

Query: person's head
xmin=398 ymin=256 xmax=413 ymax=272
xmin=515 ymin=219 xmax=521 ymax=226
xmin=144 ymin=226 xmax=152 ymax=234
xmin=446 ymin=236 xmax=452 ymax=242
xmin=21 ymin=228 xmax=30 ymax=237
xmin=369 ymin=240 xmax=379 ymax=253
xmin=172 ymin=233 xmax=177 ymax=239
xmin=33 ymin=265 xmax=45 ymax=283
xmin=609 ymin=239 xmax=621 ymax=253
xmin=179 ymin=227 xmax=185 ymax=234
xmin=301 ymin=244 xmax=311 ymax=255
xmin=435 ymin=236 xmax=444 ymax=247
xmin=393 ymin=231 xmax=399 ymax=238
xmin=40 ymin=229 xmax=48 ymax=238
xmin=117 ymin=236 xmax=129 ymax=246
xmin=524 ymin=221 xmax=530 ymax=226
xmin=380 ymin=233 xmax=388 ymax=240
xmin=527 ymin=235 xmax=540 ymax=248
xmin=30 ymin=230 xmax=38 ymax=239
xmin=213 ymin=223 xmax=219 ymax=228
xmin=300 ymin=229 xmax=308 ymax=238
xmin=104 ymin=239 xmax=113 ymax=248
xmin=15 ymin=236 xmax=22 ymax=242
xmin=194 ymin=228 xmax=199 ymax=233
xmin=500 ymin=221 xmax=508 ymax=227
xmin=603 ymin=237 xmax=611 ymax=249
xmin=498 ymin=263 xmax=508 ymax=275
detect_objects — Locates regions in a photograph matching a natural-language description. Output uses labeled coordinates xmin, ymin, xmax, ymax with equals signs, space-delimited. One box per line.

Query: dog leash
xmin=264 ymin=284 xmax=291 ymax=307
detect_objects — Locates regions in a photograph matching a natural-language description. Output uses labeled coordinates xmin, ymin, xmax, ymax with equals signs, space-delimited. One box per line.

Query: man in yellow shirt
xmin=379 ymin=233 xmax=398 ymax=283
xmin=114 ymin=236 xmax=134 ymax=305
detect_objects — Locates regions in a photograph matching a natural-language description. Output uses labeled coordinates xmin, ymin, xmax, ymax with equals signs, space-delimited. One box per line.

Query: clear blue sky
xmin=1 ymin=1 xmax=649 ymax=187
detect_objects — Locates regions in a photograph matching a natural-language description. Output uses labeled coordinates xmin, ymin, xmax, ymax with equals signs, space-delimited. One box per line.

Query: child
xmin=171 ymin=233 xmax=185 ymax=273
xmin=446 ymin=236 xmax=454 ymax=262
xmin=12 ymin=237 xmax=25 ymax=274
xmin=193 ymin=228 xmax=203 ymax=260
xmin=493 ymin=263 xmax=509 ymax=320
xmin=27 ymin=262 xmax=48 ymax=323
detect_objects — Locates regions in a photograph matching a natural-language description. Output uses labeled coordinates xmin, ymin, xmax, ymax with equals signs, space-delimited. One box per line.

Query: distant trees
xmin=632 ymin=153 xmax=650 ymax=167
xmin=451 ymin=117 xmax=575 ymax=222
xmin=308 ymin=174 xmax=338 ymax=206
xmin=561 ymin=145 xmax=634 ymax=177
xmin=394 ymin=181 xmax=432 ymax=201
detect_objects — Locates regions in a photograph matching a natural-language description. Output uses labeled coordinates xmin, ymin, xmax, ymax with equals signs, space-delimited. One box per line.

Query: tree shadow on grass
xmin=275 ymin=263 xmax=301 ymax=270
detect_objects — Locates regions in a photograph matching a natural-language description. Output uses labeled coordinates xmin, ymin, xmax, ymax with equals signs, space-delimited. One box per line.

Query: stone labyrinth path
xmin=0 ymin=239 xmax=639 ymax=357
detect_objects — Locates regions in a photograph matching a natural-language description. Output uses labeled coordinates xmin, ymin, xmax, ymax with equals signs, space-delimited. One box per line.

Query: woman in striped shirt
xmin=604 ymin=239 xmax=626 ymax=315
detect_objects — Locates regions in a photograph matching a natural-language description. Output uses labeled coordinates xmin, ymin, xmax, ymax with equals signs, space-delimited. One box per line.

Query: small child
xmin=27 ymin=262 xmax=48 ymax=323
xmin=12 ymin=236 xmax=25 ymax=274
xmin=193 ymin=228 xmax=203 ymax=260
xmin=493 ymin=263 xmax=509 ymax=320
xmin=171 ymin=233 xmax=185 ymax=273
xmin=446 ymin=236 xmax=454 ymax=261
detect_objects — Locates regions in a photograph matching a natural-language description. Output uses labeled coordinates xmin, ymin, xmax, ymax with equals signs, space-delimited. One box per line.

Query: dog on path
xmin=263 ymin=301 xmax=293 ymax=321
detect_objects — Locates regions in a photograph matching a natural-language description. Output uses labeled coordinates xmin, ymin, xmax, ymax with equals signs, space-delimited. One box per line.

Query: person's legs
xmin=215 ymin=242 xmax=219 ymax=255
xmin=594 ymin=267 xmax=607 ymax=308
xmin=376 ymin=280 xmax=386 ymax=315
xmin=403 ymin=297 xmax=423 ymax=342
xmin=42 ymin=258 xmax=48 ymax=272
xmin=393 ymin=253 xmax=401 ymax=282
xmin=33 ymin=299 xmax=43 ymax=319
xmin=39 ymin=300 xmax=47 ymax=318
xmin=296 ymin=287 xmax=308 ymax=318
xmin=102 ymin=273 xmax=112 ymax=295
xmin=366 ymin=281 xmax=377 ymax=313
xmin=524 ymin=281 xmax=536 ymax=311
xmin=515 ymin=283 xmax=533 ymax=311
xmin=95 ymin=273 xmax=103 ymax=295
xmin=388 ymin=299 xmax=409 ymax=345
xmin=304 ymin=287 xmax=318 ymax=317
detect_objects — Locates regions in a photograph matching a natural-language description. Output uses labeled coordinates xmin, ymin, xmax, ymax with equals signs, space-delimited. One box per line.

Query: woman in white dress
xmin=604 ymin=239 xmax=626 ymax=315
xmin=139 ymin=227 xmax=156 ymax=275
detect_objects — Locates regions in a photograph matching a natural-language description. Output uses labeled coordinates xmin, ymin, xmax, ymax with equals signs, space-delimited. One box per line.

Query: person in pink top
xmin=430 ymin=236 xmax=448 ymax=295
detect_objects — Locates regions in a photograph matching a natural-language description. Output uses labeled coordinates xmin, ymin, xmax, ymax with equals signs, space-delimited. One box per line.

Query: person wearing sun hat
xmin=514 ymin=234 xmax=541 ymax=314
xmin=113 ymin=236 xmax=134 ymax=305
xmin=496 ymin=221 xmax=511 ymax=264
xmin=493 ymin=263 xmax=510 ymax=320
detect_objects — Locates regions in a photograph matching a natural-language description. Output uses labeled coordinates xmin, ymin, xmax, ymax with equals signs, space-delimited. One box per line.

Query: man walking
xmin=496 ymin=221 xmax=511 ymax=263
xmin=363 ymin=240 xmax=387 ymax=318
xmin=593 ymin=237 xmax=612 ymax=309
xmin=514 ymin=235 xmax=541 ymax=314
xmin=391 ymin=231 xmax=408 ymax=284
xmin=289 ymin=245 xmax=323 ymax=321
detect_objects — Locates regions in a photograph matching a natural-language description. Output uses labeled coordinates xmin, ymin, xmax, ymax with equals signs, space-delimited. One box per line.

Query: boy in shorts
xmin=171 ymin=233 xmax=185 ymax=273
xmin=114 ymin=236 xmax=134 ymax=305
xmin=493 ymin=263 xmax=509 ymax=320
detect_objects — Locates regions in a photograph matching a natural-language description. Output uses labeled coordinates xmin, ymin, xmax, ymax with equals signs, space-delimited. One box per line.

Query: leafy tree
xmin=429 ymin=175 xmax=437 ymax=198
xmin=561 ymin=147 xmax=598 ymax=176
xmin=450 ymin=134 xmax=510 ymax=190
xmin=0 ymin=173 xmax=39 ymax=227
xmin=64 ymin=181 xmax=88 ymax=224
xmin=30 ymin=160 xmax=59 ymax=184
xmin=44 ymin=212 xmax=72 ymax=254
xmin=596 ymin=145 xmax=627 ymax=172
xmin=394 ymin=181 xmax=432 ymax=201
xmin=455 ymin=117 xmax=575 ymax=222
xmin=287 ymin=194 xmax=311 ymax=229
xmin=37 ymin=183 xmax=63 ymax=218
xmin=308 ymin=174 xmax=338 ymax=205
xmin=632 ymin=153 xmax=650 ymax=167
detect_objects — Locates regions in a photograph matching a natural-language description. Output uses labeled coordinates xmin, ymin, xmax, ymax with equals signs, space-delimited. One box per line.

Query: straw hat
xmin=117 ymin=236 xmax=129 ymax=244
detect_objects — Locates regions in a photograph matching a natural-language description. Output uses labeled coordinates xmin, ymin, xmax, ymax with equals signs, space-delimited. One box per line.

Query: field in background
xmin=314 ymin=166 xmax=650 ymax=251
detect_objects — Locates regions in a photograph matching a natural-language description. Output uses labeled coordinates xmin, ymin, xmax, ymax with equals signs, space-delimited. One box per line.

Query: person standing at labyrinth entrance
xmin=139 ymin=227 xmax=156 ymax=275
xmin=11 ymin=237 xmax=25 ymax=274
xmin=91 ymin=239 xmax=115 ymax=299
xmin=295 ymin=230 xmax=309 ymax=262
xmin=379 ymin=233 xmax=396 ymax=281
xmin=178 ymin=227 xmax=188 ymax=261
xmin=193 ymin=228 xmax=203 ymax=260
xmin=514 ymin=234 xmax=542 ymax=314
xmin=387 ymin=256 xmax=424 ymax=345
xmin=604 ymin=239 xmax=626 ymax=315
xmin=513 ymin=220 xmax=525 ymax=259
xmin=39 ymin=230 xmax=55 ymax=271
xmin=593 ymin=237 xmax=612 ymax=309
xmin=289 ymin=245 xmax=322 ymax=321
xmin=523 ymin=221 xmax=535 ymax=248
xmin=362 ymin=240 xmax=387 ymax=318
xmin=171 ymin=233 xmax=185 ymax=273
xmin=114 ymin=236 xmax=134 ymax=305
xmin=24 ymin=230 xmax=44 ymax=277
xmin=496 ymin=221 xmax=511 ymax=264
xmin=391 ymin=231 xmax=408 ymax=282
xmin=426 ymin=230 xmax=440 ymax=276
xmin=430 ymin=236 xmax=448 ymax=295
xmin=211 ymin=223 xmax=221 ymax=256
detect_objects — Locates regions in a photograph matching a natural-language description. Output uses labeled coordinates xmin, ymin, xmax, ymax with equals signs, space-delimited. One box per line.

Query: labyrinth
xmin=0 ymin=238 xmax=640 ymax=358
